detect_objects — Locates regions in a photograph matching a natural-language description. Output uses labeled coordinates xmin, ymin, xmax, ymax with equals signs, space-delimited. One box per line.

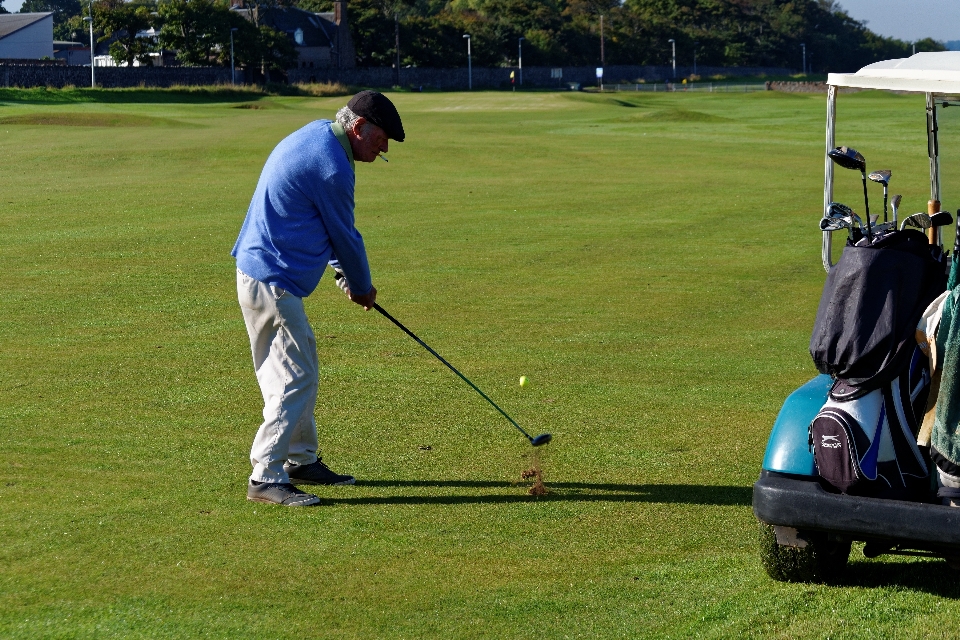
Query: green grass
xmin=2 ymin=87 xmax=959 ymax=638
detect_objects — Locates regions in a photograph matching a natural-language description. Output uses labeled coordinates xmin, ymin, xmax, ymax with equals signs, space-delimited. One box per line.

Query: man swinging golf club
xmin=231 ymin=91 xmax=404 ymax=506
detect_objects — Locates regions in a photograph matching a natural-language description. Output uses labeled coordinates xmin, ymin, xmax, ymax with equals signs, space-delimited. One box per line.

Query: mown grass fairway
xmin=2 ymin=86 xmax=960 ymax=638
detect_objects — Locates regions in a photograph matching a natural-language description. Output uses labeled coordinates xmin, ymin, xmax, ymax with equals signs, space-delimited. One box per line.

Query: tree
xmin=157 ymin=0 xmax=233 ymax=65
xmin=20 ymin=0 xmax=82 ymax=27
xmin=56 ymin=13 xmax=84 ymax=40
xmin=157 ymin=0 xmax=298 ymax=79
xmin=285 ymin=0 xmax=948 ymax=72
xmin=254 ymin=23 xmax=298 ymax=74
xmin=915 ymin=37 xmax=947 ymax=53
xmin=95 ymin=0 xmax=157 ymax=66
xmin=222 ymin=0 xmax=305 ymax=78
xmin=0 ymin=0 xmax=8 ymax=13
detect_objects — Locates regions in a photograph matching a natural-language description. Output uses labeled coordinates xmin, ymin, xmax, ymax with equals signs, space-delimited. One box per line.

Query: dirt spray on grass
xmin=521 ymin=448 xmax=549 ymax=496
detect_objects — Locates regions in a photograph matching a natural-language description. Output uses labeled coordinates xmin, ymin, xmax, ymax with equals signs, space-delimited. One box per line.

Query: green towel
xmin=933 ymin=257 xmax=960 ymax=466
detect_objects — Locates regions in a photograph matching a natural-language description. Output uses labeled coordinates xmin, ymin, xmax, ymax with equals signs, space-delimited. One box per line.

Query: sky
xmin=835 ymin=0 xmax=960 ymax=43
xmin=5 ymin=0 xmax=959 ymax=44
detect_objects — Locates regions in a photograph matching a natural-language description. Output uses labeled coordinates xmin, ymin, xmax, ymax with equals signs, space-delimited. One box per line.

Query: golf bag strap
xmin=937 ymin=487 xmax=960 ymax=499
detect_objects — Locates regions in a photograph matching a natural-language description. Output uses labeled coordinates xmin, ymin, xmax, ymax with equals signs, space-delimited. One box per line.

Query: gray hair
xmin=336 ymin=105 xmax=378 ymax=135
xmin=336 ymin=105 xmax=362 ymax=131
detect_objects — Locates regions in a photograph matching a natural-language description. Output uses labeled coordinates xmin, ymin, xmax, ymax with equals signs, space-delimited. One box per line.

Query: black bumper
xmin=753 ymin=471 xmax=960 ymax=550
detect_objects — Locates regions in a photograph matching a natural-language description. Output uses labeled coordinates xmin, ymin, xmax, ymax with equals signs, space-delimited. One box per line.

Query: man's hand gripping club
xmin=335 ymin=270 xmax=377 ymax=310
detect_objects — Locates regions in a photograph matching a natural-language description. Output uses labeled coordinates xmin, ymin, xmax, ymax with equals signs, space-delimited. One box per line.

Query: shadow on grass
xmin=337 ymin=481 xmax=752 ymax=506
xmin=837 ymin=560 xmax=960 ymax=598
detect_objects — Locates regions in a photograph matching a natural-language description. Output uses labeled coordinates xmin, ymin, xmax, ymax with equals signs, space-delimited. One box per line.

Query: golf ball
xmin=519 ymin=376 xmax=528 ymax=387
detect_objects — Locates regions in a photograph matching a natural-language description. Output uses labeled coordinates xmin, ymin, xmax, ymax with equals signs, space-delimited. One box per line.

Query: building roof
xmin=0 ymin=12 xmax=53 ymax=40
xmin=233 ymin=7 xmax=335 ymax=48
xmin=829 ymin=52 xmax=960 ymax=94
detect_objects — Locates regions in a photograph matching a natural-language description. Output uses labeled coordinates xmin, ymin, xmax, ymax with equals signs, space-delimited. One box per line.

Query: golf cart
xmin=754 ymin=52 xmax=960 ymax=582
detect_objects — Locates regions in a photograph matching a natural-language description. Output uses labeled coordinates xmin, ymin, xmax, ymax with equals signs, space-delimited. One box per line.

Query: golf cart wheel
xmin=758 ymin=521 xmax=851 ymax=583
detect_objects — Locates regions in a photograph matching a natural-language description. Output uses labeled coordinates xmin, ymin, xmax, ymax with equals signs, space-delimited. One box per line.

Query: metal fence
xmin=607 ymin=82 xmax=768 ymax=93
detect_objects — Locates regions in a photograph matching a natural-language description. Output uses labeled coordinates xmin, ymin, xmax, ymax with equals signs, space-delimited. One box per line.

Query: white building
xmin=0 ymin=13 xmax=54 ymax=60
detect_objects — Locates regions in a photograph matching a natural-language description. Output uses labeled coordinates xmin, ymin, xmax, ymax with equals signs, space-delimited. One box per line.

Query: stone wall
xmin=291 ymin=64 xmax=795 ymax=90
xmin=766 ymin=81 xmax=828 ymax=93
xmin=0 ymin=63 xmax=232 ymax=88
xmin=765 ymin=81 xmax=861 ymax=93
xmin=1 ymin=62 xmax=794 ymax=90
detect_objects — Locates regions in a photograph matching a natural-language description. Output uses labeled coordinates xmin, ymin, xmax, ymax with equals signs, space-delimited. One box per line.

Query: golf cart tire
xmin=758 ymin=521 xmax=851 ymax=583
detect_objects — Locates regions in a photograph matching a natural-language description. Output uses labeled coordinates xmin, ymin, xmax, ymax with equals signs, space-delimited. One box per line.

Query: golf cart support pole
xmin=927 ymin=92 xmax=942 ymax=246
xmin=822 ymin=84 xmax=837 ymax=273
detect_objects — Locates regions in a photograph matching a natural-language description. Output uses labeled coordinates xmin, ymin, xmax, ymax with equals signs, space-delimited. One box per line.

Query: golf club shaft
xmin=861 ymin=173 xmax=873 ymax=240
xmin=372 ymin=303 xmax=535 ymax=442
xmin=883 ymin=186 xmax=888 ymax=222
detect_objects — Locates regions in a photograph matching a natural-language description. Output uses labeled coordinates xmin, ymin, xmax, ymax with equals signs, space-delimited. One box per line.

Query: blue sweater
xmin=231 ymin=120 xmax=372 ymax=298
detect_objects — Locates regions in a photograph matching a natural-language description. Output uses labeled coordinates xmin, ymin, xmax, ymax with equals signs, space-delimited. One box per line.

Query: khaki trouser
xmin=237 ymin=269 xmax=319 ymax=483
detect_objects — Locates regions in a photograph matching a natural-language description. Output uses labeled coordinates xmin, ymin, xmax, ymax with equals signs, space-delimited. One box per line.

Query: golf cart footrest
xmin=754 ymin=471 xmax=960 ymax=546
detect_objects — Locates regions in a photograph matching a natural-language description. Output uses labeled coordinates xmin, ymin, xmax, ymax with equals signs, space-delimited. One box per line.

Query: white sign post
xmin=551 ymin=67 xmax=563 ymax=88
xmin=596 ymin=67 xmax=603 ymax=90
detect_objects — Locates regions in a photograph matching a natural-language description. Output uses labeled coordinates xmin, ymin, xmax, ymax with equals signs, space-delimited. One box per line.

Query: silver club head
xmin=825 ymin=203 xmax=857 ymax=230
xmin=820 ymin=215 xmax=852 ymax=232
xmin=828 ymin=202 xmax=854 ymax=217
xmin=868 ymin=169 xmax=892 ymax=186
xmin=901 ymin=212 xmax=932 ymax=231
xmin=890 ymin=194 xmax=902 ymax=225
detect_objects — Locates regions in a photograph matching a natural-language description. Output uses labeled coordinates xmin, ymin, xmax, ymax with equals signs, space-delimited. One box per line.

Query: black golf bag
xmin=810 ymin=229 xmax=946 ymax=390
xmin=807 ymin=229 xmax=948 ymax=498
xmin=810 ymin=350 xmax=931 ymax=499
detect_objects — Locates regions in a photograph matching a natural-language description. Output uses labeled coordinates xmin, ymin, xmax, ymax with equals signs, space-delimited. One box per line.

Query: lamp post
xmin=518 ymin=36 xmax=524 ymax=87
xmin=85 ymin=0 xmax=95 ymax=87
xmin=394 ymin=12 xmax=400 ymax=86
xmin=801 ymin=43 xmax=806 ymax=75
xmin=463 ymin=34 xmax=471 ymax=90
xmin=693 ymin=40 xmax=698 ymax=76
xmin=230 ymin=27 xmax=238 ymax=84
xmin=668 ymin=38 xmax=675 ymax=80
xmin=599 ymin=14 xmax=604 ymax=67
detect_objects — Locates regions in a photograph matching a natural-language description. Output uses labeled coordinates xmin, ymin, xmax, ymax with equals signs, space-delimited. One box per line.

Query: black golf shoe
xmin=284 ymin=458 xmax=356 ymax=486
xmin=247 ymin=481 xmax=324 ymax=506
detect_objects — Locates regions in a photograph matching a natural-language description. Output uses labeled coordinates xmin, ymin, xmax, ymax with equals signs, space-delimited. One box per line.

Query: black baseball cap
xmin=346 ymin=91 xmax=405 ymax=142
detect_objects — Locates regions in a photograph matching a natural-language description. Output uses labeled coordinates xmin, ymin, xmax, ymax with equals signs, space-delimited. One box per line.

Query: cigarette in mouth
xmin=378 ymin=153 xmax=388 ymax=162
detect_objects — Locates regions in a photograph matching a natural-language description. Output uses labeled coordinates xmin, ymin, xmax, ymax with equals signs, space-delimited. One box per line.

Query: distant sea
xmin=947 ymin=41 xmax=960 ymax=51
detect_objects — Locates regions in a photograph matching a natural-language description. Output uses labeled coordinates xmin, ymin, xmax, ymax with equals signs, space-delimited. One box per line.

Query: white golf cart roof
xmin=829 ymin=52 xmax=960 ymax=94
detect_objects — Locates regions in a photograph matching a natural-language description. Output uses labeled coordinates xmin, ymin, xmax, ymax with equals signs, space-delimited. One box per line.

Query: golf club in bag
xmin=372 ymin=303 xmax=552 ymax=447
xmin=868 ymin=169 xmax=892 ymax=222
xmin=901 ymin=212 xmax=933 ymax=231
xmin=829 ymin=146 xmax=873 ymax=241
xmin=891 ymin=194 xmax=902 ymax=228
xmin=823 ymin=202 xmax=865 ymax=243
